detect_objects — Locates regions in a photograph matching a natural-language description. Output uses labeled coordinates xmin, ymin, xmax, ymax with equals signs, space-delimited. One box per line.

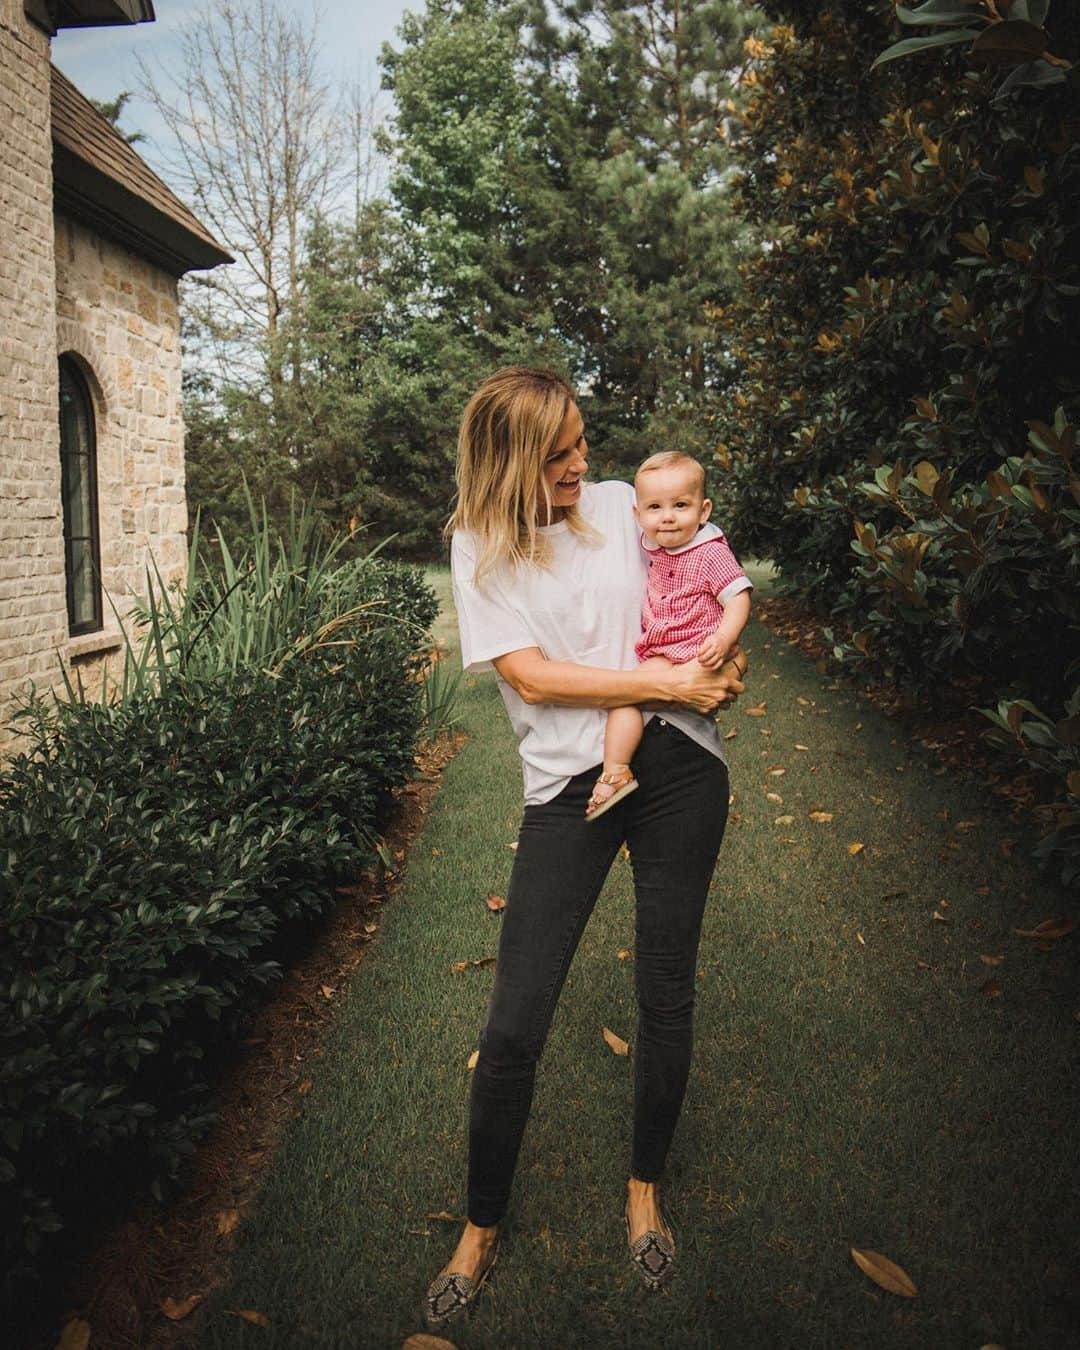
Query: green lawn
xmin=196 ymin=563 xmax=1079 ymax=1349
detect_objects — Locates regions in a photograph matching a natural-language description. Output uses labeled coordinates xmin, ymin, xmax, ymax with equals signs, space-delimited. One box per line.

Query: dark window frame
xmin=58 ymin=355 xmax=104 ymax=636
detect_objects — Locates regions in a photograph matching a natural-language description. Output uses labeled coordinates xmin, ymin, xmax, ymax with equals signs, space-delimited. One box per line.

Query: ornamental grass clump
xmin=0 ymin=498 xmax=436 ymax=1285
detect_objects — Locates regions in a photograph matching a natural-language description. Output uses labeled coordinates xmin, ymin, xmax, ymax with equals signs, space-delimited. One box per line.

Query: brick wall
xmin=0 ymin=1 xmax=64 ymax=746
xmin=0 ymin=4 xmax=189 ymax=749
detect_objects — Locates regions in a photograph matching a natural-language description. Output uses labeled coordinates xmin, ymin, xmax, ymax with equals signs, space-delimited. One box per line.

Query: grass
xmin=196 ymin=562 xmax=1080 ymax=1349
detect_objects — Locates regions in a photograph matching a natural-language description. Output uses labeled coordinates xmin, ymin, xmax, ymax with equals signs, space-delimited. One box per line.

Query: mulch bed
xmin=48 ymin=734 xmax=464 ymax=1350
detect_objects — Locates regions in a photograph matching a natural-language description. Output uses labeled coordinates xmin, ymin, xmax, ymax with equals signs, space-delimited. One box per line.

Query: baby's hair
xmin=634 ymin=451 xmax=706 ymax=495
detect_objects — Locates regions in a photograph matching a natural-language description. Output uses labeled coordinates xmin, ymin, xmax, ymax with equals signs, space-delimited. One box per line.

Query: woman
xmin=424 ymin=367 xmax=746 ymax=1329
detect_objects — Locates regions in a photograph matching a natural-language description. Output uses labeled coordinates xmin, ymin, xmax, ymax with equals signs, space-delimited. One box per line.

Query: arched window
xmin=58 ymin=356 xmax=103 ymax=635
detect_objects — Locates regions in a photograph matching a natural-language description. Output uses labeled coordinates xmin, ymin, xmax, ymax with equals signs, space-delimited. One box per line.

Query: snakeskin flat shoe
xmin=423 ymin=1237 xmax=500 ymax=1329
xmin=624 ymin=1206 xmax=675 ymax=1290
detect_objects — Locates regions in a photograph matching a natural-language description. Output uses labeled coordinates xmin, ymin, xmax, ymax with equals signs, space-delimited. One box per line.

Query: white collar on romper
xmin=640 ymin=520 xmax=724 ymax=557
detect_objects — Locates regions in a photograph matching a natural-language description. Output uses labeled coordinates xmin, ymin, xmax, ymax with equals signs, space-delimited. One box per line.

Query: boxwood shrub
xmin=0 ymin=557 xmax=433 ymax=1280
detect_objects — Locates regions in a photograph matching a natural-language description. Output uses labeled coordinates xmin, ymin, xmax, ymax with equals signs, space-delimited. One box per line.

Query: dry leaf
xmin=431 ymin=847 xmax=440 ymax=856
xmin=795 ymin=743 xmax=809 ymax=751
xmin=809 ymin=811 xmax=833 ymax=823
xmin=854 ymin=722 xmax=863 ymax=731
xmin=744 ymin=702 xmax=768 ymax=717
xmin=508 ymin=841 xmax=518 ymax=851
xmin=1014 ymin=918 xmax=1075 ymax=939
xmin=980 ymin=978 xmax=1003 ymax=999
xmin=617 ymin=949 xmax=631 ymax=961
xmin=602 ymin=1026 xmax=630 ymax=1056
xmin=766 ymin=791 xmax=783 ymax=803
xmin=850 ymin=1247 xmax=918 ymax=1298
xmin=932 ymin=911 xmax=949 ymax=922
xmin=869 ymin=794 xmax=884 ymax=805
xmin=467 ymin=1049 xmax=479 ymax=1070
xmin=774 ymin=815 xmax=795 ymax=825
xmin=217 ymin=1209 xmax=240 ymax=1236
xmin=451 ymin=961 xmax=468 ymax=972
xmin=954 ymin=820 xmax=977 ymax=831
xmin=425 ymin=1210 xmax=466 ymax=1222
xmin=162 ymin=1294 xmax=204 ymax=1322
xmin=916 ymin=961 xmax=931 ymax=970
xmin=364 ymin=922 xmax=377 ymax=934
xmin=856 ymin=932 xmax=865 ymax=945
xmin=56 ymin=1320 xmax=92 ymax=1350
xmin=484 ymin=895 xmax=507 ymax=912
xmin=979 ymin=954 xmax=1004 ymax=967
xmin=766 ymin=765 xmax=787 ymax=776
xmin=724 ymin=728 xmax=738 ymax=740
xmin=297 ymin=1079 xmax=313 ymax=1095
xmin=621 ymin=843 xmax=632 ymax=861
xmin=226 ymin=1310 xmax=269 ymax=1327
xmin=320 ymin=985 xmax=334 ymax=999
xmin=847 ymin=842 xmax=865 ymax=856
xmin=796 ymin=696 xmax=811 ymax=706
xmin=403 ymin=1336 xmax=460 ymax=1350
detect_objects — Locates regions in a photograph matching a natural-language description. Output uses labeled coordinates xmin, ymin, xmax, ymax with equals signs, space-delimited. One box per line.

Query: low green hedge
xmin=0 ymin=559 xmax=434 ymax=1280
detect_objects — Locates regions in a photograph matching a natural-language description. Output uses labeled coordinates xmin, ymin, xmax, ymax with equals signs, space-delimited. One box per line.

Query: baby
xmin=586 ymin=450 xmax=752 ymax=820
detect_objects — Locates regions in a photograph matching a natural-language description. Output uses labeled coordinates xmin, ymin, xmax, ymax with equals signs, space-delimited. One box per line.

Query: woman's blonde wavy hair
xmin=447 ymin=366 xmax=600 ymax=584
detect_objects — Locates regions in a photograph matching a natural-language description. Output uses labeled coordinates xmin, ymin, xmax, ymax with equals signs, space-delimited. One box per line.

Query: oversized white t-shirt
xmin=450 ymin=479 xmax=728 ymax=805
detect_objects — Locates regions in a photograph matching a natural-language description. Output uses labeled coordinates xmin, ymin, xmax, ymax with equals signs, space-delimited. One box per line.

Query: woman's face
xmin=538 ymin=401 xmax=588 ymax=523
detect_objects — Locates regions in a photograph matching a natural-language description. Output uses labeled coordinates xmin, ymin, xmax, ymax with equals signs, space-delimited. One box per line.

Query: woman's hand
xmin=664 ymin=646 xmax=746 ymax=715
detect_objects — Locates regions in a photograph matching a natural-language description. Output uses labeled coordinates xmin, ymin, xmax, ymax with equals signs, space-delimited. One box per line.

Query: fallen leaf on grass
xmin=217 ymin=1209 xmax=240 ymax=1236
xmin=850 ymin=1248 xmax=918 ymax=1298
xmin=856 ymin=932 xmax=865 ymax=945
xmin=744 ymin=702 xmax=768 ymax=717
xmin=916 ymin=961 xmax=931 ymax=970
xmin=617 ymin=949 xmax=631 ymax=961
xmin=320 ymin=985 xmax=334 ymax=1000
xmin=364 ymin=922 xmax=377 ymax=934
xmin=508 ymin=841 xmax=518 ymax=851
xmin=467 ymin=1050 xmax=479 ymax=1070
xmin=484 ymin=895 xmax=506 ymax=913
xmin=980 ymin=978 xmax=1003 ymax=999
xmin=621 ymin=844 xmax=632 ymax=861
xmin=766 ymin=765 xmax=787 ymax=777
xmin=847 ymin=842 xmax=865 ymax=856
xmin=932 ymin=911 xmax=949 ymax=922
xmin=426 ymin=1210 xmax=466 ymax=1223
xmin=451 ymin=957 xmax=497 ymax=972
xmin=766 ymin=792 xmax=783 ymax=803
xmin=809 ymin=811 xmax=834 ymax=823
xmin=297 ymin=1079 xmax=313 ymax=1096
xmin=980 ymin=954 xmax=1004 ymax=967
xmin=56 ymin=1320 xmax=91 ymax=1349
xmin=225 ymin=1310 xmax=269 ymax=1327
xmin=1014 ymin=918 xmax=1075 ymax=940
xmin=795 ymin=744 xmax=809 ymax=751
xmin=869 ymin=794 xmax=884 ymax=805
xmin=796 ymin=696 xmax=811 ymax=706
xmin=724 ymin=728 xmax=738 ymax=740
xmin=403 ymin=1336 xmax=459 ymax=1350
xmin=602 ymin=1027 xmax=629 ymax=1056
xmin=774 ymin=815 xmax=795 ymax=825
xmin=954 ymin=820 xmax=977 ymax=832
xmin=162 ymin=1295 xmax=204 ymax=1322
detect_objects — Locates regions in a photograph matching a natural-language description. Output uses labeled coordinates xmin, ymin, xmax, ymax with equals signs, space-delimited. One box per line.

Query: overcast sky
xmin=53 ymin=1 xmax=419 ymax=177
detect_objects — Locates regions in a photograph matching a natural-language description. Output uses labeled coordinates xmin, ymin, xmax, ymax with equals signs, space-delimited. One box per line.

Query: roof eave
xmin=54 ymin=143 xmax=234 ymax=276
xmin=26 ymin=1 xmax=155 ymax=36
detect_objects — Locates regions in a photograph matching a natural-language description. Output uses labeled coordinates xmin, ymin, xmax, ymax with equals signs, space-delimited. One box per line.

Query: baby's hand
xmin=697 ymin=633 xmax=732 ymax=670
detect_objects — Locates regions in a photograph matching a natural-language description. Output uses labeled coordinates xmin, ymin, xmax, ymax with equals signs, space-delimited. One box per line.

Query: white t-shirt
xmin=451 ymin=479 xmax=727 ymax=805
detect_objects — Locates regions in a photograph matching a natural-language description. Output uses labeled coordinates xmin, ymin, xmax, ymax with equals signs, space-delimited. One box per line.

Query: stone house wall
xmin=0 ymin=4 xmax=189 ymax=749
xmin=0 ymin=0 xmax=63 ymax=743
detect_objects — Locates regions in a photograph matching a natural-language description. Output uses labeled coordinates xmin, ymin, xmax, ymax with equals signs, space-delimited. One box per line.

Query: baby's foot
xmin=585 ymin=765 xmax=637 ymax=820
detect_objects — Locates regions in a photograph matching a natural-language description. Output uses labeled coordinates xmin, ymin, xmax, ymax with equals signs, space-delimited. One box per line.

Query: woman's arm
xmin=493 ymin=647 xmax=745 ymax=716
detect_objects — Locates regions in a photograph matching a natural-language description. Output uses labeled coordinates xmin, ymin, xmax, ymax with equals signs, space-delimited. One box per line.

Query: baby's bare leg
xmin=587 ymin=659 xmax=674 ymax=819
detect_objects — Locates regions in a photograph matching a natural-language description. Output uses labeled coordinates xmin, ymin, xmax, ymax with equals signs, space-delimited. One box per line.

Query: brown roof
xmin=50 ymin=64 xmax=232 ymax=275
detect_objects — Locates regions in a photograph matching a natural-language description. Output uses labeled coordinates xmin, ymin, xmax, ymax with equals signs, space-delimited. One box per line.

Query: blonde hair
xmin=447 ymin=367 xmax=599 ymax=583
xmin=635 ymin=451 xmax=707 ymax=496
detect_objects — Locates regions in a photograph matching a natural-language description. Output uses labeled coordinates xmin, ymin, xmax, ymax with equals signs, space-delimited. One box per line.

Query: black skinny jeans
xmin=467 ymin=717 xmax=730 ymax=1227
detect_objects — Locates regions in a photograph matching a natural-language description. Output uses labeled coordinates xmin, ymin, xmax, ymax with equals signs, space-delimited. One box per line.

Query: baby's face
xmin=633 ymin=465 xmax=712 ymax=549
